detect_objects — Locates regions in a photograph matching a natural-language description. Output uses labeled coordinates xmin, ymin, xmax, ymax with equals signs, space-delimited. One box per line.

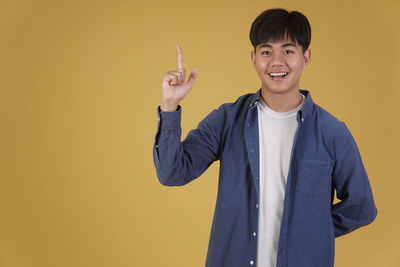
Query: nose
xmin=270 ymin=52 xmax=284 ymax=67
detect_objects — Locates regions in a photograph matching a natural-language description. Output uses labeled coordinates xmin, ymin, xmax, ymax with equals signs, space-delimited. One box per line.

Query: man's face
xmin=251 ymin=38 xmax=311 ymax=95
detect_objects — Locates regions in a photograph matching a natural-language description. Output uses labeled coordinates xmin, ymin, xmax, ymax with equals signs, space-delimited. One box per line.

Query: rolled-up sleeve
xmin=331 ymin=122 xmax=378 ymax=238
xmin=153 ymin=105 xmax=224 ymax=186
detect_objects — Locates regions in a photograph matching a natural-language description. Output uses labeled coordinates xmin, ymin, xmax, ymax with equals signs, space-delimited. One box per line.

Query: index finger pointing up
xmin=177 ymin=44 xmax=183 ymax=69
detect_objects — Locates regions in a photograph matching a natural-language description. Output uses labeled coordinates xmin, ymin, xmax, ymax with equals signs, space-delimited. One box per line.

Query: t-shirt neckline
xmin=258 ymin=93 xmax=305 ymax=119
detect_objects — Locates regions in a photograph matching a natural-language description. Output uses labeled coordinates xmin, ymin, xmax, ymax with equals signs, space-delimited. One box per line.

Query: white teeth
xmin=269 ymin=72 xmax=288 ymax=77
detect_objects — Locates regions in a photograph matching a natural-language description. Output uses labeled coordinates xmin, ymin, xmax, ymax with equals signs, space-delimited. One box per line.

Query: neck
xmin=260 ymin=88 xmax=303 ymax=112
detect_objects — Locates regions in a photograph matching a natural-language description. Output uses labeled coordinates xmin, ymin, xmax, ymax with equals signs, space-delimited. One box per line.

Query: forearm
xmin=153 ymin=106 xmax=191 ymax=186
xmin=331 ymin=193 xmax=377 ymax=237
xmin=153 ymin=105 xmax=222 ymax=186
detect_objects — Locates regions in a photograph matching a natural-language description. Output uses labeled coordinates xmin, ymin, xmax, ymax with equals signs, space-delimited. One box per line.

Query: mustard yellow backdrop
xmin=0 ymin=0 xmax=398 ymax=266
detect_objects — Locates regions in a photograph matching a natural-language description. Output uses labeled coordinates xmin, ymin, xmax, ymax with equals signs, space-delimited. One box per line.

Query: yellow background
xmin=0 ymin=0 xmax=399 ymax=266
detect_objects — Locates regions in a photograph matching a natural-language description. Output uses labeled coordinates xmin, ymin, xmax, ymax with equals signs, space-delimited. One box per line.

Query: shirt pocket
xmin=295 ymin=158 xmax=332 ymax=195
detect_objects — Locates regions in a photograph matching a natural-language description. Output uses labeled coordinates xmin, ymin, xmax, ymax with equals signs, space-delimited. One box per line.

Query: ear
xmin=251 ymin=50 xmax=256 ymax=68
xmin=303 ymin=49 xmax=311 ymax=67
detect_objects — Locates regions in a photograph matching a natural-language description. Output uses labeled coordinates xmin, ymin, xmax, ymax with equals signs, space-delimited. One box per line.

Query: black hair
xmin=249 ymin=8 xmax=311 ymax=53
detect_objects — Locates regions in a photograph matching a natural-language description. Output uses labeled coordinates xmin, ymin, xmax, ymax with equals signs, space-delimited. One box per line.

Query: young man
xmin=153 ymin=8 xmax=377 ymax=267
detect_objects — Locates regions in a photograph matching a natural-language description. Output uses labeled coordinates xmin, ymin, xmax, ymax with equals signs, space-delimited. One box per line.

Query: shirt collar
xmin=249 ymin=88 xmax=314 ymax=120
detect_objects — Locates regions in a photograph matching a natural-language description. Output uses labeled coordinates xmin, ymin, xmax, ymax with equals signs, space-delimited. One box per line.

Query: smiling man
xmin=153 ymin=8 xmax=377 ymax=267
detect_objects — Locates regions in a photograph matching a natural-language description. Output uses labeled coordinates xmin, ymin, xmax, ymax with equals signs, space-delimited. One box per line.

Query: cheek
xmin=255 ymin=61 xmax=267 ymax=72
xmin=289 ymin=59 xmax=304 ymax=70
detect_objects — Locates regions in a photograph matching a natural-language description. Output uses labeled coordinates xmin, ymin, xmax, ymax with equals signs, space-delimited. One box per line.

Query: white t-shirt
xmin=256 ymin=93 xmax=305 ymax=267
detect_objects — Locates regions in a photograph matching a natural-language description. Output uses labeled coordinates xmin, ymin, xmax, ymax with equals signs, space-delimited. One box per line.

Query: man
xmin=153 ymin=8 xmax=377 ymax=267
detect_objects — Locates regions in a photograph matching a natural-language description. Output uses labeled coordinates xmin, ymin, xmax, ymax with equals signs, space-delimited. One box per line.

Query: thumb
xmin=186 ymin=68 xmax=198 ymax=85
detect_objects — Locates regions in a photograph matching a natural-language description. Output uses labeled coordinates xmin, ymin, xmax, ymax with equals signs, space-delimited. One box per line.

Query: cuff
xmin=157 ymin=105 xmax=182 ymax=130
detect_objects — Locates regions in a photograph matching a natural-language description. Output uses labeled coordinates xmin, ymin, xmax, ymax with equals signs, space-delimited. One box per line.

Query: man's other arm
xmin=331 ymin=122 xmax=378 ymax=237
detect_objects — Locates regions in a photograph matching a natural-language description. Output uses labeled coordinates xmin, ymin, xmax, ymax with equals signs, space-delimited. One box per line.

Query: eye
xmin=261 ymin=51 xmax=271 ymax=55
xmin=283 ymin=50 xmax=294 ymax=55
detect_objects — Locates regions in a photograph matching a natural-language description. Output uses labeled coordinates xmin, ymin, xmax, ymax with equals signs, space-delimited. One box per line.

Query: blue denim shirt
xmin=153 ymin=89 xmax=377 ymax=267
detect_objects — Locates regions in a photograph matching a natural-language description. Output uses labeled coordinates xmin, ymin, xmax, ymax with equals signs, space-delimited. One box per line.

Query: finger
xmin=164 ymin=73 xmax=178 ymax=86
xmin=186 ymin=68 xmax=198 ymax=85
xmin=168 ymin=71 xmax=181 ymax=84
xmin=177 ymin=44 xmax=183 ymax=70
xmin=169 ymin=69 xmax=186 ymax=84
xmin=162 ymin=74 xmax=174 ymax=87
xmin=169 ymin=72 xmax=181 ymax=84
xmin=169 ymin=76 xmax=178 ymax=86
xmin=167 ymin=71 xmax=181 ymax=84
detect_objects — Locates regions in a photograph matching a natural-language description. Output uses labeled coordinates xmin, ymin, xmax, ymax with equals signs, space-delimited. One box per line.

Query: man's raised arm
xmin=153 ymin=45 xmax=223 ymax=186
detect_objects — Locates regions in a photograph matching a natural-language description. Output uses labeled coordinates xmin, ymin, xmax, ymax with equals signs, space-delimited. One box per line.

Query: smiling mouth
xmin=268 ymin=72 xmax=288 ymax=81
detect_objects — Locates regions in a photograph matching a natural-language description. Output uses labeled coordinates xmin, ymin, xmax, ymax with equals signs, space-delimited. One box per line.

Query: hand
xmin=161 ymin=44 xmax=198 ymax=111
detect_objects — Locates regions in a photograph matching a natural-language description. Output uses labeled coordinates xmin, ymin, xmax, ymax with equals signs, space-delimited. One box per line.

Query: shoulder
xmin=197 ymin=91 xmax=256 ymax=130
xmin=197 ymin=91 xmax=254 ymax=124
xmin=313 ymin=103 xmax=345 ymax=130
xmin=312 ymin=103 xmax=354 ymax=155
xmin=217 ymin=91 xmax=256 ymax=112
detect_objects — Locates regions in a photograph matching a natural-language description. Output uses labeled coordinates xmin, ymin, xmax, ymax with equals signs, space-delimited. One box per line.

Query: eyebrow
xmin=259 ymin=42 xmax=297 ymax=49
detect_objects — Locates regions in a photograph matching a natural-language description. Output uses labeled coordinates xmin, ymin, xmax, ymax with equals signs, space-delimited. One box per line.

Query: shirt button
xmin=250 ymin=260 xmax=254 ymax=265
xmin=301 ymin=118 xmax=304 ymax=122
xmin=247 ymin=123 xmax=250 ymax=127
xmin=253 ymin=232 xmax=256 ymax=236
xmin=256 ymin=204 xmax=259 ymax=208
xmin=251 ymin=150 xmax=254 ymax=153
xmin=156 ymin=145 xmax=159 ymax=148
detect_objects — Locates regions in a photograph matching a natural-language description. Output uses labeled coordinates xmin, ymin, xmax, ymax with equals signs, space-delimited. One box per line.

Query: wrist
xmin=160 ymin=100 xmax=179 ymax=112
